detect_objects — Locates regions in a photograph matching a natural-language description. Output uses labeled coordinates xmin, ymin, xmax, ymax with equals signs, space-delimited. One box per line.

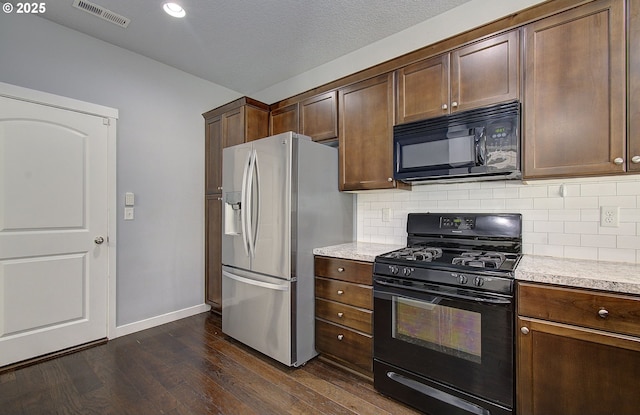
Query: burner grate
xmin=451 ymin=251 xmax=506 ymax=268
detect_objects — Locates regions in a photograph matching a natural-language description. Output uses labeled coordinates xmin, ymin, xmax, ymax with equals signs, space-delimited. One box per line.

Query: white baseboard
xmin=111 ymin=303 xmax=212 ymax=339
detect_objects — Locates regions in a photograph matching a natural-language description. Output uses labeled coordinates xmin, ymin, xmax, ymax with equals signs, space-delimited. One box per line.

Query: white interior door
xmin=0 ymin=95 xmax=109 ymax=367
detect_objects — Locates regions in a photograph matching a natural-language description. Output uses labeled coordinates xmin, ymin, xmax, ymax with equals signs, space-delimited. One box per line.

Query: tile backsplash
xmin=356 ymin=175 xmax=640 ymax=264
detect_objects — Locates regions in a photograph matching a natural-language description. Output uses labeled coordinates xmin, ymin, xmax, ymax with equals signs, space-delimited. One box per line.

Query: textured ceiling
xmin=38 ymin=0 xmax=472 ymax=97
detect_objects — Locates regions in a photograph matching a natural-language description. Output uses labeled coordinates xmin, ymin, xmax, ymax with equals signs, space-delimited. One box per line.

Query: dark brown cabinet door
xmin=205 ymin=116 xmax=223 ymax=194
xmin=396 ymin=30 xmax=518 ymax=124
xmin=396 ymin=54 xmax=449 ymax=123
xmin=222 ymin=107 xmax=246 ymax=147
xmin=205 ymin=195 xmax=222 ymax=310
xmin=269 ymin=103 xmax=298 ymax=136
xmin=339 ymin=73 xmax=396 ymax=191
xmin=300 ymin=91 xmax=338 ymax=142
xmin=522 ymin=0 xmax=625 ymax=179
xmin=630 ymin=0 xmax=640 ymax=172
xmin=451 ymin=29 xmax=519 ymax=112
xmin=517 ymin=316 xmax=640 ymax=415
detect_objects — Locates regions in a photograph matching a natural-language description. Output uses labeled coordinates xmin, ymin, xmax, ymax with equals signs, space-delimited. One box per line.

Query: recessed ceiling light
xmin=163 ymin=3 xmax=186 ymax=18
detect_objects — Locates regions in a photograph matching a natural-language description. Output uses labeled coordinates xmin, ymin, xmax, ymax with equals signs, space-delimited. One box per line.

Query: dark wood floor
xmin=0 ymin=312 xmax=421 ymax=415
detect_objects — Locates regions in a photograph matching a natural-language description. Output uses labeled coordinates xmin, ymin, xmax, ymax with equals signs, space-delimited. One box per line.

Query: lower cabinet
xmin=516 ymin=282 xmax=640 ymax=415
xmin=314 ymin=256 xmax=373 ymax=376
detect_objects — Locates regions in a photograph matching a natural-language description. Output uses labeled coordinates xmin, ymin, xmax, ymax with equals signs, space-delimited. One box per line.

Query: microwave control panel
xmin=485 ymin=118 xmax=516 ymax=149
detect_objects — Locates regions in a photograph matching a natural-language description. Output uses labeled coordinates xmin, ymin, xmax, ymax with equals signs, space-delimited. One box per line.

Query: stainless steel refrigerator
xmin=221 ymin=132 xmax=353 ymax=367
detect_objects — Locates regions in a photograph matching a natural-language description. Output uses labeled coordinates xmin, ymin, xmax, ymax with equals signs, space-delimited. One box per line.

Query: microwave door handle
xmin=475 ymin=128 xmax=486 ymax=165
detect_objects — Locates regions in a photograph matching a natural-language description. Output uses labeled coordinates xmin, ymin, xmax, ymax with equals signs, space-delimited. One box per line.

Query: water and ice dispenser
xmin=224 ymin=191 xmax=242 ymax=235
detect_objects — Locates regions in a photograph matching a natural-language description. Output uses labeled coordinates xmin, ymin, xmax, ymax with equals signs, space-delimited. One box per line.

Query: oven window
xmin=393 ymin=296 xmax=481 ymax=363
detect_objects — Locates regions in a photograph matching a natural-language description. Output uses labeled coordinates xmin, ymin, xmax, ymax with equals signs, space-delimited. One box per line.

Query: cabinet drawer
xmin=314 ymin=256 xmax=372 ymax=285
xmin=315 ymin=277 xmax=372 ymax=309
xmin=518 ymin=282 xmax=640 ymax=337
xmin=316 ymin=298 xmax=372 ymax=334
xmin=315 ymin=319 xmax=372 ymax=372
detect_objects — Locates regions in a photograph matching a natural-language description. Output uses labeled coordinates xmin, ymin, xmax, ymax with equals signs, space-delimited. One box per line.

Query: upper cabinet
xmin=269 ymin=102 xmax=298 ymax=136
xmin=203 ymin=97 xmax=269 ymax=194
xmin=629 ymin=0 xmax=640 ymax=172
xmin=396 ymin=30 xmax=519 ymax=124
xmin=270 ymin=91 xmax=338 ymax=143
xmin=339 ymin=73 xmax=402 ymax=191
xmin=300 ymin=91 xmax=338 ymax=142
xmin=522 ymin=0 xmax=626 ymax=179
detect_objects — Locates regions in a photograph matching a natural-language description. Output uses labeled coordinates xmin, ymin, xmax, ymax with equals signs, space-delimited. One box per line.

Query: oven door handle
xmin=374 ymin=278 xmax=512 ymax=305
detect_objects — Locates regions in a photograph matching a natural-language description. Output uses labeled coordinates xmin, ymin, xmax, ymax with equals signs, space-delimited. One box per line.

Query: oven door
xmin=373 ymin=276 xmax=514 ymax=409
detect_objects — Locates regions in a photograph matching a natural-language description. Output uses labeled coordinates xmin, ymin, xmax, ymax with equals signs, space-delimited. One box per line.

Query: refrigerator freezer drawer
xmin=222 ymin=266 xmax=294 ymax=366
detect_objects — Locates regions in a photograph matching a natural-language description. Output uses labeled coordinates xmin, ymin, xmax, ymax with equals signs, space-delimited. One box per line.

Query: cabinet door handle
xmin=451 ymin=101 xmax=458 ymax=108
xmin=598 ymin=308 xmax=609 ymax=318
xmin=337 ymin=312 xmax=344 ymax=318
xmin=632 ymin=155 xmax=640 ymax=164
xmin=337 ymin=334 xmax=344 ymax=341
xmin=520 ymin=327 xmax=530 ymax=335
xmin=337 ymin=267 xmax=345 ymax=272
xmin=441 ymin=103 xmax=448 ymax=110
xmin=613 ymin=157 xmax=624 ymax=165
xmin=337 ymin=290 xmax=344 ymax=295
xmin=387 ymin=177 xmax=393 ymax=182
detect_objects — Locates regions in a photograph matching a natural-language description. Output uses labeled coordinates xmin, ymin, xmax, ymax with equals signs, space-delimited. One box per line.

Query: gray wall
xmin=0 ymin=13 xmax=241 ymax=326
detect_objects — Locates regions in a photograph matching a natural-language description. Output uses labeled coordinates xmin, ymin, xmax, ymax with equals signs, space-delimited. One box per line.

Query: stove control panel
xmin=441 ymin=216 xmax=476 ymax=230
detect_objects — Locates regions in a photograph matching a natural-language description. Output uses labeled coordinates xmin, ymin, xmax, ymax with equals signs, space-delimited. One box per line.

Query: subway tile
xmin=598 ymin=248 xmax=637 ymax=263
xmin=534 ymin=221 xmax=560 ymax=233
xmin=621 ymin=208 xmax=640 ymax=223
xmin=469 ymin=189 xmax=491 ymax=199
xmin=519 ymin=209 xmax=549 ymax=221
xmin=598 ymin=225 xmax=636 ymax=236
xmin=618 ymin=235 xmax=640 ymax=249
xmin=459 ymin=200 xmax=482 ymax=209
xmin=480 ymin=199 xmax=506 ymax=209
xmin=533 ymin=244 xmax=564 ymax=257
xmin=548 ymin=209 xmax=580 ymax=221
xmin=505 ymin=198 xmax=534 ymax=209
xmin=524 ymin=232 xmax=548 ymax=244
xmin=519 ymin=186 xmax=549 ymax=198
xmin=581 ymin=208 xmax=600 ymax=222
xmin=447 ymin=190 xmax=470 ymax=200
xmin=564 ymin=246 xmax=599 ymax=260
xmin=581 ymin=234 xmax=616 ymax=248
xmin=599 ymin=195 xmax=637 ymax=208
xmin=564 ymin=196 xmax=599 ymax=209
xmin=580 ymin=182 xmax=616 ymax=196
xmin=617 ymin=181 xmax=640 ymax=195
xmin=533 ymin=197 xmax=564 ymax=210
xmin=564 ymin=221 xmax=598 ymax=234
xmin=548 ymin=233 xmax=581 ymax=246
xmin=437 ymin=200 xmax=460 ymax=209
xmin=493 ymin=188 xmax=519 ymax=199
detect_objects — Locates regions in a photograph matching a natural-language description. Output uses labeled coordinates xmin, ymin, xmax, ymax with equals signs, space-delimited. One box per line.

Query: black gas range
xmin=373 ymin=213 xmax=522 ymax=415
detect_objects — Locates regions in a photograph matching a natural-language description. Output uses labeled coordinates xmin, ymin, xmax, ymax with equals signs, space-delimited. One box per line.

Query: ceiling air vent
xmin=72 ymin=0 xmax=130 ymax=28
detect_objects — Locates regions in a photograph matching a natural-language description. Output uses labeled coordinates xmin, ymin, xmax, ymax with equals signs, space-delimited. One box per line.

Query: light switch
xmin=125 ymin=192 xmax=135 ymax=206
xmin=124 ymin=207 xmax=134 ymax=220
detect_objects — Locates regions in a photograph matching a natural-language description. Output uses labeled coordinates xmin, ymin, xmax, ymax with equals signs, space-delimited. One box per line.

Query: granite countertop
xmin=314 ymin=242 xmax=640 ymax=296
xmin=516 ymin=255 xmax=640 ymax=295
xmin=313 ymin=242 xmax=403 ymax=263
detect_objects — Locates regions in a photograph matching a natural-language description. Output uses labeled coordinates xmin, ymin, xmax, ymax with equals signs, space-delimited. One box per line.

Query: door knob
xmin=520 ymin=327 xmax=530 ymax=335
xmin=94 ymin=236 xmax=105 ymax=245
xmin=613 ymin=157 xmax=624 ymax=165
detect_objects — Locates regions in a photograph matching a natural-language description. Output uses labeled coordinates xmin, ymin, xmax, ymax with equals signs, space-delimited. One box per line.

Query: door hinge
xmin=103 ymin=118 xmax=110 ymax=125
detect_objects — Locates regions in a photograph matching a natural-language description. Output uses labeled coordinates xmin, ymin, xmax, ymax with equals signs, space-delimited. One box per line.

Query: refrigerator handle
xmin=222 ymin=270 xmax=289 ymax=291
xmin=240 ymin=150 xmax=251 ymax=257
xmin=246 ymin=149 xmax=256 ymax=258
xmin=252 ymin=150 xmax=260 ymax=256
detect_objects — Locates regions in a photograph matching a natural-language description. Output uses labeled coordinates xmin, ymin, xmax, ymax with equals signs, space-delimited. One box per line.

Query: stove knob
xmin=403 ymin=267 xmax=412 ymax=276
xmin=474 ymin=277 xmax=485 ymax=287
xmin=458 ymin=274 xmax=468 ymax=284
xmin=389 ymin=265 xmax=399 ymax=275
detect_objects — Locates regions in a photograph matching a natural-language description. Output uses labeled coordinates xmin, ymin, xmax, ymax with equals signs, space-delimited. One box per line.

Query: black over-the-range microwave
xmin=393 ymin=100 xmax=521 ymax=183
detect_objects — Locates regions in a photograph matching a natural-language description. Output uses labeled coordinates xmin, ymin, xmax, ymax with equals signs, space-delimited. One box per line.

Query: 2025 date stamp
xmin=3 ymin=3 xmax=47 ymax=14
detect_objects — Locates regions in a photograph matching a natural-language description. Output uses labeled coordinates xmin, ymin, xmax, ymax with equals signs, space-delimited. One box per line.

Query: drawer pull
xmin=598 ymin=308 xmax=609 ymax=318
xmin=337 ymin=312 xmax=344 ymax=318
xmin=337 ymin=334 xmax=344 ymax=341
xmin=337 ymin=290 xmax=344 ymax=295
xmin=337 ymin=267 xmax=345 ymax=272
xmin=521 ymin=327 xmax=530 ymax=335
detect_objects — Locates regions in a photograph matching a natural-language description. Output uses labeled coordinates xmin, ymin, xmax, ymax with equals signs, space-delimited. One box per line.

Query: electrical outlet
xmin=600 ymin=206 xmax=619 ymax=227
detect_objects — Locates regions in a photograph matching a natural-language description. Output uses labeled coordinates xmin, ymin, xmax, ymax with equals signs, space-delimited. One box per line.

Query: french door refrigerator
xmin=221 ymin=132 xmax=353 ymax=367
